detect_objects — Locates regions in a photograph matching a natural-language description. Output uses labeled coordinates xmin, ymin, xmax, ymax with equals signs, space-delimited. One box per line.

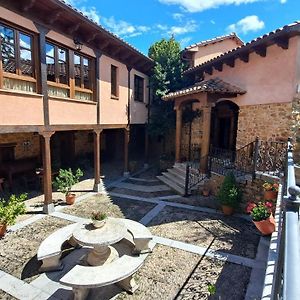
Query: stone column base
xmin=93 ymin=181 xmax=105 ymax=193
xmin=43 ymin=203 xmax=55 ymax=214
xmin=123 ymin=172 xmax=130 ymax=178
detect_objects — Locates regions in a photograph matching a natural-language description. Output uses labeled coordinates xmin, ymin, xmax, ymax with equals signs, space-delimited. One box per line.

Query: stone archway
xmin=210 ymin=100 xmax=239 ymax=151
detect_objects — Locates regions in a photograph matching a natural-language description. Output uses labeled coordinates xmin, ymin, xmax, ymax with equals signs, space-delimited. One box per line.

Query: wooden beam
xmin=68 ymin=23 xmax=81 ymax=35
xmin=254 ymin=46 xmax=266 ymax=57
xmin=205 ymin=67 xmax=213 ymax=75
xmin=239 ymin=53 xmax=249 ymax=63
xmin=21 ymin=0 xmax=36 ymax=12
xmin=214 ymin=63 xmax=223 ymax=72
xmin=86 ymin=32 xmax=98 ymax=43
xmin=274 ymin=37 xmax=289 ymax=49
xmin=225 ymin=58 xmax=235 ymax=68
xmin=46 ymin=10 xmax=63 ymax=25
xmin=110 ymin=47 xmax=123 ymax=57
xmin=120 ymin=52 xmax=133 ymax=61
xmin=129 ymin=56 xmax=142 ymax=65
xmin=99 ymin=39 xmax=111 ymax=50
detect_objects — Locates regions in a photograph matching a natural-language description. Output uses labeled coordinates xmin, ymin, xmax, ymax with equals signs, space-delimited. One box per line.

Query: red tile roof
xmin=162 ymin=77 xmax=246 ymax=100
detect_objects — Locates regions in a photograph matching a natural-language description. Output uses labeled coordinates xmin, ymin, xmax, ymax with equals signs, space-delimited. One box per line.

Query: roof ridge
xmin=58 ymin=0 xmax=152 ymax=62
xmin=183 ymin=20 xmax=300 ymax=75
xmin=184 ymin=33 xmax=244 ymax=51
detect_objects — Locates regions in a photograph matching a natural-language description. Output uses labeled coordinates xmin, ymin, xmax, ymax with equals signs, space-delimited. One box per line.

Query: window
xmin=134 ymin=75 xmax=144 ymax=102
xmin=0 ymin=23 xmax=36 ymax=92
xmin=74 ymin=53 xmax=93 ymax=100
xmin=111 ymin=65 xmax=118 ymax=98
xmin=46 ymin=42 xmax=68 ymax=85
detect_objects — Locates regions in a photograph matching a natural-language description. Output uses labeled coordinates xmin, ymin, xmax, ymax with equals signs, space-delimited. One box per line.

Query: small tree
xmin=217 ymin=173 xmax=242 ymax=208
xmin=147 ymin=37 xmax=189 ymax=148
xmin=53 ymin=168 xmax=83 ymax=196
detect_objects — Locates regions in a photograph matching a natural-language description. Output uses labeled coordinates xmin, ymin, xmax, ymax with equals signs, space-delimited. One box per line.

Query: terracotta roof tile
xmin=184 ymin=33 xmax=243 ymax=51
xmin=162 ymin=77 xmax=246 ymax=100
xmin=184 ymin=21 xmax=300 ymax=75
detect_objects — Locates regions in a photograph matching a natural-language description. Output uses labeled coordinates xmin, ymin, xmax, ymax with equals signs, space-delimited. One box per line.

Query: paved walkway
xmin=0 ymin=168 xmax=269 ymax=300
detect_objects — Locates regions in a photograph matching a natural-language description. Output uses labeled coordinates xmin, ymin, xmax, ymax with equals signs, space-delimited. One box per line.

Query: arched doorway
xmin=210 ymin=100 xmax=239 ymax=151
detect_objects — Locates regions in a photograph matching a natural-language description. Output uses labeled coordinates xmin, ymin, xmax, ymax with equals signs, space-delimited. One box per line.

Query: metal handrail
xmin=283 ymin=139 xmax=300 ymax=299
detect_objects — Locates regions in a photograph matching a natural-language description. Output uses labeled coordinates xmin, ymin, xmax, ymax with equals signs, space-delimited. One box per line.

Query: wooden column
xmin=35 ymin=24 xmax=50 ymax=126
xmin=201 ymin=105 xmax=212 ymax=170
xmin=124 ymin=128 xmax=130 ymax=176
xmin=40 ymin=131 xmax=55 ymax=214
xmin=175 ymin=106 xmax=182 ymax=163
xmin=144 ymin=130 xmax=149 ymax=167
xmin=93 ymin=129 xmax=103 ymax=192
xmin=95 ymin=51 xmax=102 ymax=124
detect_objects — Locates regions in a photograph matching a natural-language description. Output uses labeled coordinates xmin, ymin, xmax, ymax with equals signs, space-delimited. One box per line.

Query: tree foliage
xmin=147 ymin=37 xmax=187 ymax=138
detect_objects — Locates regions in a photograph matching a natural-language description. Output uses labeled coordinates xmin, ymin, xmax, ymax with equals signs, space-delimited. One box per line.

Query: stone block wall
xmin=0 ymin=132 xmax=40 ymax=160
xmin=237 ymin=102 xmax=293 ymax=148
xmin=74 ymin=131 xmax=93 ymax=157
xmin=207 ymin=173 xmax=266 ymax=213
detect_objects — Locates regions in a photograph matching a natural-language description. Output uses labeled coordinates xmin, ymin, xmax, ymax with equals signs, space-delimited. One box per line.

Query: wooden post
xmin=93 ymin=129 xmax=102 ymax=192
xmin=201 ymin=105 xmax=212 ymax=171
xmin=144 ymin=130 xmax=149 ymax=168
xmin=124 ymin=128 xmax=130 ymax=176
xmin=40 ymin=131 xmax=55 ymax=214
xmin=175 ymin=106 xmax=182 ymax=163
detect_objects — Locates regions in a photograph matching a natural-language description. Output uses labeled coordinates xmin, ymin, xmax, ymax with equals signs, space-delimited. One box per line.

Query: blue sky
xmin=65 ymin=0 xmax=299 ymax=54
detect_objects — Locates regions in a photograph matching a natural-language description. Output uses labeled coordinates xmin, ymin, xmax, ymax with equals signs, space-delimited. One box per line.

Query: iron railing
xmin=262 ymin=139 xmax=300 ymax=299
xmin=184 ymin=156 xmax=209 ymax=196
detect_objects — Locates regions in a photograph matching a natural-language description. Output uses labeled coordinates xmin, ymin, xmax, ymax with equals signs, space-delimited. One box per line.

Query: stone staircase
xmin=157 ymin=163 xmax=206 ymax=195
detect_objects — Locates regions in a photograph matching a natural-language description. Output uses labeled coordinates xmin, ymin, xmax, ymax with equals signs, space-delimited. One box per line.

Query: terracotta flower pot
xmin=66 ymin=193 xmax=76 ymax=205
xmin=92 ymin=219 xmax=106 ymax=229
xmin=264 ymin=190 xmax=278 ymax=201
xmin=253 ymin=214 xmax=276 ymax=235
xmin=0 ymin=224 xmax=7 ymax=238
xmin=222 ymin=205 xmax=234 ymax=216
xmin=202 ymin=189 xmax=210 ymax=197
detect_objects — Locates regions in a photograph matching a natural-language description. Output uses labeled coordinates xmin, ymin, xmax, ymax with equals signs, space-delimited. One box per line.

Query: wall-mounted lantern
xmin=74 ymin=38 xmax=83 ymax=51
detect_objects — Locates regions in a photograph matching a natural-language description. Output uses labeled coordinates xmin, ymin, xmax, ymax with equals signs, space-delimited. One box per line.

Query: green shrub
xmin=0 ymin=194 xmax=27 ymax=225
xmin=53 ymin=168 xmax=83 ymax=196
xmin=217 ymin=173 xmax=242 ymax=208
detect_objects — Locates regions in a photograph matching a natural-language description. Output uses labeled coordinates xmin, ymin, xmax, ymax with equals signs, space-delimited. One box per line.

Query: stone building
xmin=0 ymin=0 xmax=153 ymax=212
xmin=158 ymin=25 xmax=300 ymax=194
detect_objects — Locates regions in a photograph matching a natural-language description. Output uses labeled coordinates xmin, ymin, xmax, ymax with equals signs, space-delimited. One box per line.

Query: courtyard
xmin=0 ymin=168 xmax=268 ymax=300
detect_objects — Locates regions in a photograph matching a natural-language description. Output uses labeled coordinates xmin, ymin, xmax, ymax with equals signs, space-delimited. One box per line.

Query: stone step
xmin=157 ymin=175 xmax=185 ymax=195
xmin=172 ymin=165 xmax=187 ymax=177
xmin=167 ymin=168 xmax=186 ymax=181
xmin=162 ymin=172 xmax=185 ymax=188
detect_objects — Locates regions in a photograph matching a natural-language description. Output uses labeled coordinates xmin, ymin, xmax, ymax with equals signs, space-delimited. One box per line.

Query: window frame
xmin=0 ymin=21 xmax=37 ymax=90
xmin=110 ymin=64 xmax=119 ymax=99
xmin=134 ymin=74 xmax=144 ymax=102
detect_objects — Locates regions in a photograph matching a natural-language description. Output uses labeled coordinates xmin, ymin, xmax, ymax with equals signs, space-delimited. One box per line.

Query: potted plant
xmin=91 ymin=211 xmax=107 ymax=228
xmin=0 ymin=194 xmax=27 ymax=237
xmin=53 ymin=168 xmax=83 ymax=205
xmin=217 ymin=173 xmax=241 ymax=215
xmin=262 ymin=181 xmax=279 ymax=200
xmin=246 ymin=201 xmax=275 ymax=235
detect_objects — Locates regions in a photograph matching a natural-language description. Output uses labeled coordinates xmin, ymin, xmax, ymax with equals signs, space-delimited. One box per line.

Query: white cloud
xmin=179 ymin=36 xmax=193 ymax=47
xmin=159 ymin=0 xmax=261 ymax=13
xmin=227 ymin=15 xmax=265 ymax=34
xmin=101 ymin=16 xmax=151 ymax=38
xmin=156 ymin=20 xmax=198 ymax=36
xmin=172 ymin=13 xmax=185 ymax=21
xmin=280 ymin=0 xmax=287 ymax=3
xmin=80 ymin=6 xmax=101 ymax=24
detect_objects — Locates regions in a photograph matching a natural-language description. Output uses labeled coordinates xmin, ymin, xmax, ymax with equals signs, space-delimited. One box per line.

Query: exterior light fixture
xmin=74 ymin=38 xmax=83 ymax=51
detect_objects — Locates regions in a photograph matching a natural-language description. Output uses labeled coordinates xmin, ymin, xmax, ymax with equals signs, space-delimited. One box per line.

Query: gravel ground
xmin=62 ymin=194 xmax=156 ymax=221
xmin=0 ymin=291 xmax=17 ymax=300
xmin=110 ymin=187 xmax=177 ymax=198
xmin=117 ymin=245 xmax=199 ymax=300
xmin=0 ymin=216 xmax=71 ymax=283
xmin=176 ymin=256 xmax=252 ymax=300
xmin=148 ymin=206 xmax=260 ymax=259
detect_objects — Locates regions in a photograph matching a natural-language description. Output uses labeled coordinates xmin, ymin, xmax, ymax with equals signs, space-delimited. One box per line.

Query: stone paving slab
xmin=148 ymin=206 xmax=260 ymax=259
xmin=112 ymin=182 xmax=171 ymax=192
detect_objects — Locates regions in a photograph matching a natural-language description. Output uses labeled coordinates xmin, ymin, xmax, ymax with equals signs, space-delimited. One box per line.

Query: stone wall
xmin=0 ymin=132 xmax=40 ymax=160
xmin=207 ymin=173 xmax=266 ymax=212
xmin=181 ymin=115 xmax=203 ymax=160
xmin=74 ymin=131 xmax=93 ymax=157
xmin=236 ymin=102 xmax=293 ymax=148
